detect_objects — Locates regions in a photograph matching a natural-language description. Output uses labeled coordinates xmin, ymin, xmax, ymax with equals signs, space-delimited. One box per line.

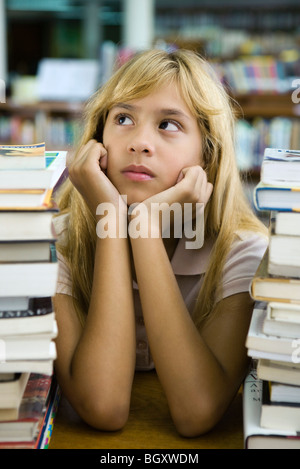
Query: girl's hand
xmin=68 ymin=139 xmax=125 ymax=216
xmin=142 ymin=165 xmax=212 ymax=209
xmin=129 ymin=166 xmax=213 ymax=241
xmin=170 ymin=165 xmax=213 ymax=208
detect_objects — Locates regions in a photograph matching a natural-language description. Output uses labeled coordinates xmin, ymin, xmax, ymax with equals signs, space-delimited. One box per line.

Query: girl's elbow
xmin=76 ymin=396 xmax=130 ymax=432
xmin=173 ymin=416 xmax=216 ymax=438
xmin=171 ymin=399 xmax=224 ymax=438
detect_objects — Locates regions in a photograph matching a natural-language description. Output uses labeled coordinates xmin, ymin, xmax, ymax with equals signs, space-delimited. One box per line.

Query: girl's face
xmin=102 ymin=83 xmax=203 ymax=205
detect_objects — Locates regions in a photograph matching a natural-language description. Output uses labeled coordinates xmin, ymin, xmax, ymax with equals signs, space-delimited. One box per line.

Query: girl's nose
xmin=127 ymin=130 xmax=155 ymax=156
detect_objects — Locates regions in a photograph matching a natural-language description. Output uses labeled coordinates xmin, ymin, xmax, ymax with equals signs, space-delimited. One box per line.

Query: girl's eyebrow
xmin=159 ymin=108 xmax=191 ymax=121
xmin=111 ymin=103 xmax=137 ymax=111
xmin=111 ymin=103 xmax=190 ymax=121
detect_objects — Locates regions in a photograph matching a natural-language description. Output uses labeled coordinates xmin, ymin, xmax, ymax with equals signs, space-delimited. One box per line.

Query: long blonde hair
xmin=55 ymin=49 xmax=266 ymax=327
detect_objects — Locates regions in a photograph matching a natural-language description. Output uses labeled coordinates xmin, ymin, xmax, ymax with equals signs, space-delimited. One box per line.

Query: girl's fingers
xmin=83 ymin=140 xmax=107 ymax=166
xmin=99 ymin=152 xmax=108 ymax=170
xmin=67 ymin=140 xmax=121 ymax=214
xmin=177 ymin=166 xmax=213 ymax=206
xmin=205 ymin=182 xmax=214 ymax=203
xmin=195 ymin=171 xmax=213 ymax=205
xmin=176 ymin=170 xmax=184 ymax=184
xmin=68 ymin=140 xmax=108 ymax=189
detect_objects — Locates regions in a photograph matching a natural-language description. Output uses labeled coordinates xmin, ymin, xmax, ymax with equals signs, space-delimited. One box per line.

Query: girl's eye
xmin=159 ymin=120 xmax=180 ymax=132
xmin=115 ymin=114 xmax=133 ymax=126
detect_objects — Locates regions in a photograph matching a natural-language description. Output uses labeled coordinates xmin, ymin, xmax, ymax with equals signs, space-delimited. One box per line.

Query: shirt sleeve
xmin=52 ymin=213 xmax=73 ymax=296
xmin=217 ymin=231 xmax=268 ymax=302
xmin=56 ymin=250 xmax=73 ymax=296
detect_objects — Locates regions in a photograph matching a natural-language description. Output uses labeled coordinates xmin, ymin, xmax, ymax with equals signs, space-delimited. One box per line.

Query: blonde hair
xmin=55 ymin=49 xmax=266 ymax=327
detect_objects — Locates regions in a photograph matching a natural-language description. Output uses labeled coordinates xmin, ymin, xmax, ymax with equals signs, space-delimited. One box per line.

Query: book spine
xmin=243 ymin=370 xmax=263 ymax=449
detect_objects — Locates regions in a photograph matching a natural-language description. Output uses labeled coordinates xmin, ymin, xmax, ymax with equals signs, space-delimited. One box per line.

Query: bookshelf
xmin=0 ymin=92 xmax=299 ymax=175
xmin=232 ymin=93 xmax=300 ymax=172
xmin=0 ymin=100 xmax=83 ymax=149
xmin=155 ymin=0 xmax=300 ymax=58
xmin=1 ymin=1 xmax=299 ymax=167
xmin=232 ymin=92 xmax=300 ymax=222
xmin=236 ymin=93 xmax=300 ymax=119
xmin=154 ymin=1 xmax=300 ymax=170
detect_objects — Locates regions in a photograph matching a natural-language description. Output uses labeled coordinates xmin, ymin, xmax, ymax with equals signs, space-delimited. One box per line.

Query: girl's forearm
xmin=129 ymin=235 xmax=230 ymax=433
xmin=68 ymin=234 xmax=136 ymax=422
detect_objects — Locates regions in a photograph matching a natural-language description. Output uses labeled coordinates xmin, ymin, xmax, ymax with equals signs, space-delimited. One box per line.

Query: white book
xmin=0 ymin=241 xmax=54 ymax=262
xmin=270 ymin=382 xmax=300 ymax=404
xmin=0 ymin=373 xmax=30 ymax=409
xmin=0 ymin=312 xmax=56 ymax=336
xmin=0 ymin=359 xmax=54 ymax=376
xmin=246 ymin=308 xmax=297 ymax=357
xmin=264 ymin=148 xmax=300 ymax=161
xmin=260 ymin=148 xmax=300 ymax=186
xmin=0 ymin=143 xmax=46 ymax=170
xmin=268 ymin=233 xmax=300 ymax=277
xmin=261 ymin=381 xmax=300 ymax=432
xmin=267 ymin=301 xmax=300 ymax=322
xmin=243 ymin=370 xmax=300 ymax=449
xmin=257 ymin=359 xmax=300 ymax=387
xmin=262 ymin=302 xmax=300 ymax=339
xmin=0 ymin=261 xmax=58 ymax=297
xmin=248 ymin=348 xmax=295 ymax=363
xmin=0 ymin=322 xmax=57 ymax=361
xmin=0 ymin=209 xmax=57 ymax=241
xmin=0 ymin=151 xmax=66 ymax=189
xmin=0 ymin=188 xmax=51 ymax=208
xmin=274 ymin=211 xmax=300 ymax=236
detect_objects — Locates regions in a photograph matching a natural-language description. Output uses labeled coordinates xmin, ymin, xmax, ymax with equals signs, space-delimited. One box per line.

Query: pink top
xmin=53 ymin=214 xmax=268 ymax=370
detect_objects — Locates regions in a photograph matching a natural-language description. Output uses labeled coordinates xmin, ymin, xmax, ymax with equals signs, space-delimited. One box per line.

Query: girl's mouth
xmin=122 ymin=165 xmax=154 ymax=181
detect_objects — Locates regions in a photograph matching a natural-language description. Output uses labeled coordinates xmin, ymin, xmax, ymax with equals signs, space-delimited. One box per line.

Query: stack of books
xmin=0 ymin=373 xmax=61 ymax=449
xmin=0 ymin=143 xmax=66 ymax=448
xmin=244 ymin=147 xmax=300 ymax=449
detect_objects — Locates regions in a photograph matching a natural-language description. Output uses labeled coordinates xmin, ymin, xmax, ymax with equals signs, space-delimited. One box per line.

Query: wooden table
xmin=49 ymin=370 xmax=244 ymax=450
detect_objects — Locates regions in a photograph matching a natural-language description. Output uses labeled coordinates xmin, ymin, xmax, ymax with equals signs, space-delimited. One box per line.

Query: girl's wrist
xmin=128 ymin=202 xmax=162 ymax=240
xmin=95 ymin=200 xmax=129 ymax=240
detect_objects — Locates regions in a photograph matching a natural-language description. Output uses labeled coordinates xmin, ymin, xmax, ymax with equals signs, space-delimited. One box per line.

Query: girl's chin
xmin=119 ymin=189 xmax=157 ymax=207
xmin=125 ymin=196 xmax=148 ymax=207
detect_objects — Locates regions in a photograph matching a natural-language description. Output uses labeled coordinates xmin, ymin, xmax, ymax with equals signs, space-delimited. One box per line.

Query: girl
xmin=52 ymin=49 xmax=268 ymax=437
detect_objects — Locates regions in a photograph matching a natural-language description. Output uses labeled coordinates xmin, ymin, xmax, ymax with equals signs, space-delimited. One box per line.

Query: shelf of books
xmin=0 ymin=143 xmax=66 ymax=448
xmin=244 ymin=147 xmax=300 ymax=449
xmin=154 ymin=23 xmax=300 ymax=172
xmin=1 ymin=92 xmax=299 ymax=172
xmin=0 ymin=100 xmax=83 ymax=150
xmin=233 ymin=92 xmax=300 ymax=173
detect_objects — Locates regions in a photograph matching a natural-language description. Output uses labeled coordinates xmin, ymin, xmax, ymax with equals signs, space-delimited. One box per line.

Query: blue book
xmin=254 ymin=181 xmax=300 ymax=212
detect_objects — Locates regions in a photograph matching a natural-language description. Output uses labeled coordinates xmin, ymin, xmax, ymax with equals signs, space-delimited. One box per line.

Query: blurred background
xmin=0 ymin=0 xmax=299 ymax=181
